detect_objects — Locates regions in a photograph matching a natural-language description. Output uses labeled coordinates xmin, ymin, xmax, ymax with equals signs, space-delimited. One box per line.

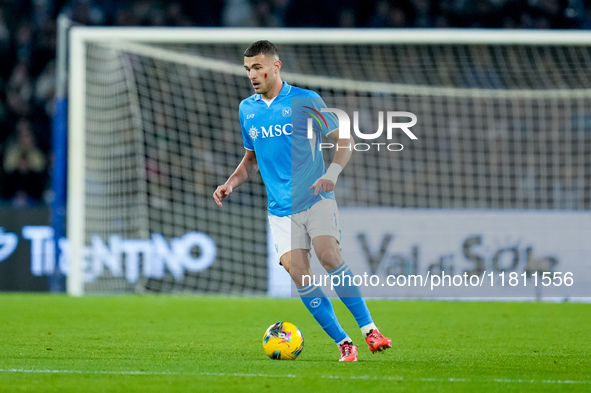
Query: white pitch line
xmin=321 ymin=374 xmax=590 ymax=384
xmin=0 ymin=369 xmax=589 ymax=385
xmin=201 ymin=372 xmax=297 ymax=378
xmin=0 ymin=369 xmax=180 ymax=376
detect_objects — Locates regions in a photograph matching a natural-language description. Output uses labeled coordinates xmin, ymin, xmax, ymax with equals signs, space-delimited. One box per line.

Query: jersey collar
xmin=254 ymin=81 xmax=291 ymax=101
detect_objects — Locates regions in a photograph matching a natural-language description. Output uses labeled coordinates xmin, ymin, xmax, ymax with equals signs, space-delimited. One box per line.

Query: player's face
xmin=244 ymin=53 xmax=279 ymax=95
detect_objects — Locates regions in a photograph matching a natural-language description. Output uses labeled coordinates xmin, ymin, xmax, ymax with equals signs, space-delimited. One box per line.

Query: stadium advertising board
xmin=0 ymin=207 xmax=51 ymax=291
xmin=0 ymin=220 xmax=216 ymax=287
xmin=270 ymin=209 xmax=591 ymax=299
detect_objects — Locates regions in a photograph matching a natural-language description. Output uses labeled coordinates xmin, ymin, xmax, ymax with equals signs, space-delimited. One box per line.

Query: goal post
xmin=67 ymin=26 xmax=86 ymax=297
xmin=66 ymin=28 xmax=591 ymax=297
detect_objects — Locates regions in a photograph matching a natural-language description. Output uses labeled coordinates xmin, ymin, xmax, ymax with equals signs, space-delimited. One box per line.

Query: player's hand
xmin=213 ymin=184 xmax=233 ymax=207
xmin=309 ymin=178 xmax=335 ymax=196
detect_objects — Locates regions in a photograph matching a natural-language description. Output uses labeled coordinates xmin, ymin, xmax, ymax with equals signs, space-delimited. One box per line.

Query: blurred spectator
xmin=6 ymin=61 xmax=34 ymax=119
xmin=34 ymin=61 xmax=56 ymax=119
xmin=31 ymin=0 xmax=54 ymax=31
xmin=60 ymin=0 xmax=105 ymax=25
xmin=13 ymin=21 xmax=35 ymax=65
xmin=339 ymin=8 xmax=356 ymax=28
xmin=254 ymin=0 xmax=285 ymax=27
xmin=222 ymin=0 xmax=256 ymax=27
xmin=412 ymin=0 xmax=433 ymax=27
xmin=366 ymin=0 xmax=416 ymax=27
xmin=0 ymin=7 xmax=11 ymax=68
xmin=366 ymin=0 xmax=391 ymax=27
xmin=2 ymin=118 xmax=47 ymax=206
xmin=164 ymin=2 xmax=193 ymax=27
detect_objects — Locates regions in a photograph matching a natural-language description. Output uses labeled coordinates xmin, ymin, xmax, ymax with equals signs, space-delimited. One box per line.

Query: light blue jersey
xmin=239 ymin=81 xmax=338 ymax=216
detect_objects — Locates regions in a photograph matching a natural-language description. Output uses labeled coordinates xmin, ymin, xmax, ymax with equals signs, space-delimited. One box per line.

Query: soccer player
xmin=213 ymin=40 xmax=391 ymax=361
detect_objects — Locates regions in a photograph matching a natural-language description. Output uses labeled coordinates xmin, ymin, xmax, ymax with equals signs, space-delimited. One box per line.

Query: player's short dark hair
xmin=244 ymin=40 xmax=279 ymax=58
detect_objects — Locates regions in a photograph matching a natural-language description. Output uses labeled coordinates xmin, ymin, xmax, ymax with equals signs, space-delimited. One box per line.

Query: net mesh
xmin=78 ymin=36 xmax=591 ymax=294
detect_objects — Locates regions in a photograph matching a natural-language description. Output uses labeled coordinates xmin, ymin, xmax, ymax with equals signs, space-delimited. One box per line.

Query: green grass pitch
xmin=0 ymin=294 xmax=589 ymax=393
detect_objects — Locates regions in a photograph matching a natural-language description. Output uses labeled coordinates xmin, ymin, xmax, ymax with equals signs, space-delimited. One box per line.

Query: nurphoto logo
xmin=306 ymin=107 xmax=418 ymax=152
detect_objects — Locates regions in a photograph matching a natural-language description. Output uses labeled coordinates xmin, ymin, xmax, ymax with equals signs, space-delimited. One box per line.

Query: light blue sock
xmin=297 ymin=283 xmax=348 ymax=344
xmin=328 ymin=262 xmax=373 ymax=328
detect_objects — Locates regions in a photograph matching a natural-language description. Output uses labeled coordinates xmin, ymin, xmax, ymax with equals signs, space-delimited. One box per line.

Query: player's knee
xmin=287 ymin=262 xmax=312 ymax=287
xmin=316 ymin=247 xmax=342 ymax=268
xmin=280 ymin=254 xmax=291 ymax=273
xmin=291 ymin=267 xmax=312 ymax=287
xmin=289 ymin=262 xmax=306 ymax=279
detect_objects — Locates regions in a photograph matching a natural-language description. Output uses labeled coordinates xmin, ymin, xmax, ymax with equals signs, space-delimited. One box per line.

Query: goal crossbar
xmin=70 ymin=27 xmax=591 ymax=45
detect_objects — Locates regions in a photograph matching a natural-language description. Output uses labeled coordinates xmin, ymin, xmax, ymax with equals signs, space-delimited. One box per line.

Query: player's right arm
xmin=213 ymin=149 xmax=258 ymax=207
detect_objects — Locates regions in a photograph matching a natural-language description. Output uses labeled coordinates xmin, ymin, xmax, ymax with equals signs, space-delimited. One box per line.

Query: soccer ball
xmin=262 ymin=322 xmax=304 ymax=360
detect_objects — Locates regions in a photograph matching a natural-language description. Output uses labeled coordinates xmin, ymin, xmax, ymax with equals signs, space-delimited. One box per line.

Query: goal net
xmin=67 ymin=29 xmax=591 ymax=296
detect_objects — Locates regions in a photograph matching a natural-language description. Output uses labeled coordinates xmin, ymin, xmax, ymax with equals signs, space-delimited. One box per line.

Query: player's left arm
xmin=309 ymin=129 xmax=352 ymax=195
